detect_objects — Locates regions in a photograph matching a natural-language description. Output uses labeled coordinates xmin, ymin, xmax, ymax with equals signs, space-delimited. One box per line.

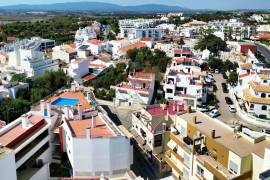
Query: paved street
xmin=213 ymin=74 xmax=262 ymax=131
xmin=256 ymin=43 xmax=270 ymax=63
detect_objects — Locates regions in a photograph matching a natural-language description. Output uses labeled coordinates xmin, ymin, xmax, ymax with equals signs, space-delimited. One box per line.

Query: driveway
xmin=213 ymin=74 xmax=262 ymax=131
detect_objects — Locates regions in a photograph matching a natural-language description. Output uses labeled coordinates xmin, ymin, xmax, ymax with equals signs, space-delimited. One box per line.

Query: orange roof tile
xmin=119 ymin=42 xmax=146 ymax=52
xmin=87 ymin=39 xmax=102 ymax=45
xmin=82 ymin=73 xmax=96 ymax=81
xmin=141 ymin=37 xmax=153 ymax=41
xmin=66 ymin=115 xmax=115 ymax=138
xmin=255 ymin=33 xmax=270 ymax=40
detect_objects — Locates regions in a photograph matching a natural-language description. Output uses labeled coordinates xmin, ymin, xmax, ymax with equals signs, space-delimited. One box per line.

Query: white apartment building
xmin=84 ymin=39 xmax=105 ymax=56
xmin=75 ymin=26 xmax=97 ymax=43
xmin=60 ymin=104 xmax=133 ymax=178
xmin=112 ymin=72 xmax=155 ymax=106
xmin=163 ymin=57 xmax=207 ymax=109
xmin=119 ymin=19 xmax=162 ymax=40
xmin=208 ymin=18 xmax=256 ymax=39
xmin=68 ymin=59 xmax=90 ymax=81
xmin=0 ymin=81 xmax=29 ymax=99
xmin=52 ymin=45 xmax=77 ymax=64
xmin=165 ymin=111 xmax=270 ymax=180
xmin=7 ymin=40 xmax=58 ymax=78
xmin=0 ymin=100 xmax=58 ymax=180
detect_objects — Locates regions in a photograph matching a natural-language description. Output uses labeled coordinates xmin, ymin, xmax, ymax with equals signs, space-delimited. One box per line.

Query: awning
xmin=167 ymin=139 xmax=177 ymax=150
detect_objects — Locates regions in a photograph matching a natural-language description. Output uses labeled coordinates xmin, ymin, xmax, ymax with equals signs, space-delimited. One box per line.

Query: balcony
xmin=164 ymin=151 xmax=183 ymax=177
xmin=170 ymin=133 xmax=193 ymax=154
xmin=196 ymin=154 xmax=237 ymax=180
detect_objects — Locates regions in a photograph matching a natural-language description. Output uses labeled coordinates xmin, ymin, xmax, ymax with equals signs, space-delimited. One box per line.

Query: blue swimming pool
xmin=51 ymin=97 xmax=79 ymax=106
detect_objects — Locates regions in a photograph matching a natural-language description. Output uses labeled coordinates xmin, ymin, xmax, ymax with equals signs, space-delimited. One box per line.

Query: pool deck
xmin=48 ymin=91 xmax=92 ymax=111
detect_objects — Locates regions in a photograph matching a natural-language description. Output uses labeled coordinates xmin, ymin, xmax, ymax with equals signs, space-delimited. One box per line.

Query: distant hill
xmin=0 ymin=2 xmax=189 ymax=12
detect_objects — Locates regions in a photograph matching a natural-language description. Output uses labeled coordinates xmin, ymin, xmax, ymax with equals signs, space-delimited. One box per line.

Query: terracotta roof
xmin=175 ymin=49 xmax=192 ymax=55
xmin=69 ymin=43 xmax=77 ymax=49
xmin=175 ymin=57 xmax=193 ymax=63
xmin=119 ymin=42 xmax=146 ymax=52
xmin=128 ymin=78 xmax=152 ymax=84
xmin=258 ymin=74 xmax=270 ymax=80
xmin=131 ymin=72 xmax=153 ymax=79
xmin=141 ymin=37 xmax=154 ymax=41
xmin=255 ymin=33 xmax=270 ymax=40
xmin=146 ymin=101 xmax=186 ymax=116
xmin=0 ymin=115 xmax=45 ymax=147
xmin=249 ymin=81 xmax=270 ymax=93
xmin=87 ymin=39 xmax=102 ymax=45
xmin=243 ymin=88 xmax=270 ymax=105
xmin=239 ymin=63 xmax=253 ymax=69
xmin=82 ymin=73 xmax=96 ymax=81
xmin=239 ymin=72 xmax=256 ymax=79
xmin=66 ymin=115 xmax=115 ymax=138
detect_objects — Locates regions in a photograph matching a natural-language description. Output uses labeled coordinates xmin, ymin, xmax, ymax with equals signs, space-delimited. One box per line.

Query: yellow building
xmin=165 ymin=111 xmax=270 ymax=180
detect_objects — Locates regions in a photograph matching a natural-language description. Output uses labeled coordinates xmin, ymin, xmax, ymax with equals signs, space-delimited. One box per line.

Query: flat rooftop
xmin=49 ymin=91 xmax=92 ymax=111
xmin=66 ymin=114 xmax=116 ymax=138
xmin=179 ymin=111 xmax=270 ymax=158
xmin=0 ymin=115 xmax=44 ymax=147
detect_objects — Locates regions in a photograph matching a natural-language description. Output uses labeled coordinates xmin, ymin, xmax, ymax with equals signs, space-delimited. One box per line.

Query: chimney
xmin=86 ymin=127 xmax=91 ymax=139
xmin=40 ymin=100 xmax=45 ymax=116
xmin=78 ymin=104 xmax=83 ymax=120
xmin=64 ymin=105 xmax=70 ymax=120
xmin=192 ymin=116 xmax=197 ymax=124
xmin=211 ymin=129 xmax=216 ymax=139
xmin=162 ymin=123 xmax=167 ymax=132
xmin=92 ymin=116 xmax=96 ymax=128
xmin=21 ymin=114 xmax=29 ymax=129
xmin=71 ymin=83 xmax=76 ymax=92
xmin=47 ymin=101 xmax=51 ymax=117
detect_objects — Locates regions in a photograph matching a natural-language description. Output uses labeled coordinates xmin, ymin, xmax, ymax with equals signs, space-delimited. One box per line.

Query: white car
xmin=209 ymin=109 xmax=220 ymax=118
xmin=229 ymin=105 xmax=236 ymax=113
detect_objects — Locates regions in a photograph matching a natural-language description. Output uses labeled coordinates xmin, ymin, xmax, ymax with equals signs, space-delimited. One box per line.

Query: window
xmin=229 ymin=160 xmax=238 ymax=175
xmin=166 ymin=89 xmax=173 ymax=93
xmin=183 ymin=154 xmax=190 ymax=166
xmin=250 ymin=104 xmax=254 ymax=110
xmin=262 ymin=105 xmax=267 ymax=111
xmin=261 ymin=93 xmax=266 ymax=98
xmin=183 ymin=168 xmax=189 ymax=179
xmin=197 ymin=165 xmax=204 ymax=176
xmin=154 ymin=134 xmax=163 ymax=147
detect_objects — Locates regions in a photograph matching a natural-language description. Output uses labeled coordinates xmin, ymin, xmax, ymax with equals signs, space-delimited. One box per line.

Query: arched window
xmin=262 ymin=105 xmax=267 ymax=111
xmin=261 ymin=93 xmax=266 ymax=98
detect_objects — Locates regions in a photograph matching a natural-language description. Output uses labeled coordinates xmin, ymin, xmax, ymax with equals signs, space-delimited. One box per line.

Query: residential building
xmin=165 ymin=110 xmax=270 ymax=180
xmin=75 ymin=26 xmax=98 ymax=43
xmin=162 ymin=57 xmax=207 ymax=109
xmin=242 ymin=74 xmax=270 ymax=120
xmin=131 ymin=101 xmax=186 ymax=175
xmin=68 ymin=59 xmax=90 ymax=81
xmin=119 ymin=19 xmax=162 ymax=40
xmin=84 ymin=39 xmax=105 ymax=56
xmin=250 ymin=14 xmax=264 ymax=23
xmin=52 ymin=89 xmax=133 ymax=178
xmin=112 ymin=72 xmax=155 ymax=106
xmin=0 ymin=100 xmax=58 ymax=180
xmin=0 ymin=81 xmax=29 ymax=99
xmin=52 ymin=45 xmax=77 ymax=64
xmin=6 ymin=38 xmax=58 ymax=78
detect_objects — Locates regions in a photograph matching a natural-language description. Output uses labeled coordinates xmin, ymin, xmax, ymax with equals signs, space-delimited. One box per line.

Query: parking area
xmin=212 ymin=73 xmax=262 ymax=131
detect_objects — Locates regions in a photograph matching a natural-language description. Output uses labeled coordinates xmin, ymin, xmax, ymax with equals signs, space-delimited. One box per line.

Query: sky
xmin=0 ymin=0 xmax=270 ymax=10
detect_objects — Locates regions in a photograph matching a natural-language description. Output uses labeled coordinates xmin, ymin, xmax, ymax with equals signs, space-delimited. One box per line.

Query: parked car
xmin=222 ymin=83 xmax=229 ymax=93
xmin=229 ymin=105 xmax=236 ymax=113
xmin=225 ymin=97 xmax=233 ymax=105
xmin=209 ymin=109 xmax=220 ymax=118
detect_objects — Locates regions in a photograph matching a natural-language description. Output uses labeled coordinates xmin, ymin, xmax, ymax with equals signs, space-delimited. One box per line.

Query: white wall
xmin=0 ymin=151 xmax=17 ymax=180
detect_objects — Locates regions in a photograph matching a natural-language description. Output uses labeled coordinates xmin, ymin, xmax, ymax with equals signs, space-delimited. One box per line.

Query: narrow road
xmin=213 ymin=74 xmax=262 ymax=131
xmin=256 ymin=43 xmax=270 ymax=63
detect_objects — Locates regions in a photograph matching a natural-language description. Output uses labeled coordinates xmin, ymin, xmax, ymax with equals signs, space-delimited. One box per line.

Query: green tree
xmin=195 ymin=34 xmax=227 ymax=56
xmin=228 ymin=71 xmax=238 ymax=86
xmin=178 ymin=37 xmax=185 ymax=48
xmin=208 ymin=56 xmax=224 ymax=70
